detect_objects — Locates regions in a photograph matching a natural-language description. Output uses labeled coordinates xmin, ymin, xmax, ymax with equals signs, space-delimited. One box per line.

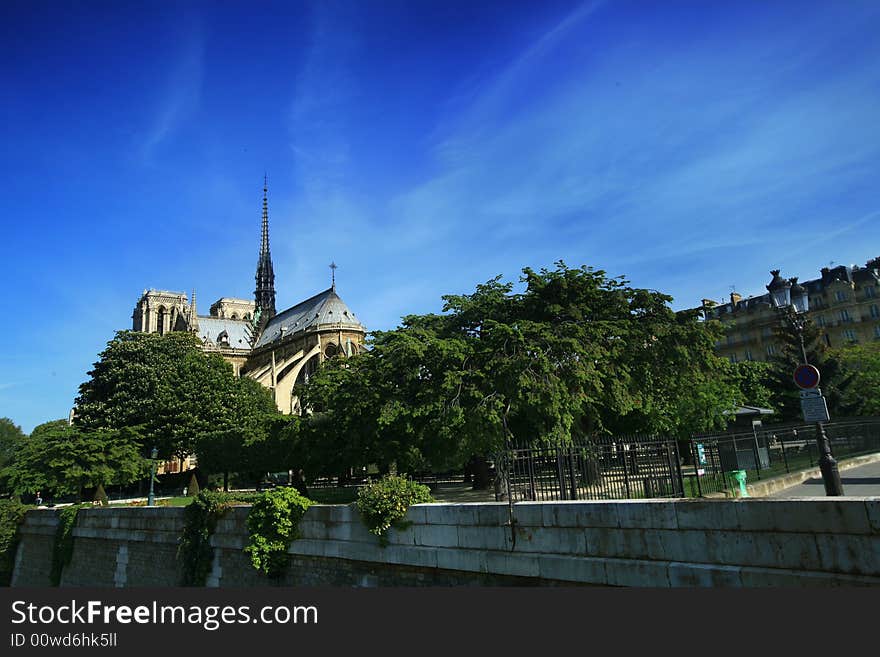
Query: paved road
xmin=771 ymin=459 xmax=880 ymax=497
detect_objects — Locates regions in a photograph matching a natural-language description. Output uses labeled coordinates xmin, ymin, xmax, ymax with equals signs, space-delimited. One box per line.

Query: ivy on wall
xmin=50 ymin=505 xmax=84 ymax=586
xmin=0 ymin=500 xmax=30 ymax=586
xmin=244 ymin=487 xmax=311 ymax=579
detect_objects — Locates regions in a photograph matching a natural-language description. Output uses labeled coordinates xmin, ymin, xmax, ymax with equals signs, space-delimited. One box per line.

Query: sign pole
xmin=793 ymin=364 xmax=843 ymax=496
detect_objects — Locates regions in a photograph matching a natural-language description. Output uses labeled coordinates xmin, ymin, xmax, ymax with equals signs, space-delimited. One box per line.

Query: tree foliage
xmin=764 ymin=319 xmax=854 ymax=421
xmin=2 ymin=421 xmax=145 ymax=499
xmin=830 ymin=342 xmax=880 ymax=416
xmin=298 ymin=262 xmax=744 ymax=478
xmin=74 ymin=331 xmax=246 ymax=460
xmin=0 ymin=418 xmax=26 ymax=493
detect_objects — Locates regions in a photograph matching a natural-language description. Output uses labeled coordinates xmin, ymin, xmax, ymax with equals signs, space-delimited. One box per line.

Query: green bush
xmin=245 ymin=487 xmax=312 ymax=579
xmin=356 ymin=475 xmax=434 ymax=542
xmin=93 ymin=484 xmax=109 ymax=506
xmin=0 ymin=500 xmax=30 ymax=586
xmin=187 ymin=472 xmax=200 ymax=497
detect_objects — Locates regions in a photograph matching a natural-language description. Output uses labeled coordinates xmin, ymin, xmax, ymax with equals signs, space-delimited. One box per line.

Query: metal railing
xmin=687 ymin=418 xmax=880 ymax=496
xmin=497 ymin=436 xmax=685 ymax=502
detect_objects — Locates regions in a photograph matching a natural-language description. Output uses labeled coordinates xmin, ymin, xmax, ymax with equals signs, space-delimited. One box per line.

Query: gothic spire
xmin=254 ymin=176 xmax=276 ymax=320
xmin=261 ymin=174 xmax=270 ymax=257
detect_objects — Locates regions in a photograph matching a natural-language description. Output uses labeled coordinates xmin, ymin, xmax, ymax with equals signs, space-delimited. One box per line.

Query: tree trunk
xmin=223 ymin=471 xmax=229 ymax=492
xmin=470 ymin=456 xmax=491 ymax=490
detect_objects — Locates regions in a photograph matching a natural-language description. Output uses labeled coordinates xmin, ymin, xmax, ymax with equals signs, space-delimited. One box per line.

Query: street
xmin=771 ymin=459 xmax=880 ymax=497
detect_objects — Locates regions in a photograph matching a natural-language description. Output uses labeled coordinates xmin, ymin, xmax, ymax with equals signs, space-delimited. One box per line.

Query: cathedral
xmin=131 ymin=179 xmax=367 ymax=415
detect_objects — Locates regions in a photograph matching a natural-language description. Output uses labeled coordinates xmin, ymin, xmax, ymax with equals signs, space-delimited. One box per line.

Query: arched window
xmin=156 ymin=307 xmax=167 ymax=335
xmin=231 ymin=313 xmax=239 ymax=320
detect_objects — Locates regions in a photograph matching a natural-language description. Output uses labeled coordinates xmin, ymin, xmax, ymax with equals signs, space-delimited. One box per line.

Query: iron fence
xmin=497 ymin=436 xmax=685 ymax=502
xmin=687 ymin=418 xmax=880 ymax=496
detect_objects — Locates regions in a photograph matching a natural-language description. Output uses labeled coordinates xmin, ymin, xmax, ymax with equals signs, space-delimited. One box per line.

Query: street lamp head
xmin=789 ymin=277 xmax=809 ymax=314
xmin=150 ymin=446 xmax=158 ymax=459
xmin=766 ymin=269 xmax=792 ymax=308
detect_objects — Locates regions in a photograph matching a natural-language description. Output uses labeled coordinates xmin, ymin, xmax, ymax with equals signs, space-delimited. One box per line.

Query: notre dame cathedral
xmin=131 ymin=179 xmax=367 ymax=415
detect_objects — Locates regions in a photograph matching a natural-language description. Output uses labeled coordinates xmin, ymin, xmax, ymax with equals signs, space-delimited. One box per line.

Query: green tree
xmin=2 ymin=421 xmax=145 ymax=500
xmin=74 ymin=331 xmax=243 ymax=461
xmin=0 ymin=418 xmax=26 ymax=493
xmin=298 ymin=262 xmax=743 ymax=483
xmin=830 ymin=342 xmax=880 ymax=416
xmin=192 ymin=377 xmax=280 ymax=490
xmin=764 ymin=319 xmax=854 ymax=421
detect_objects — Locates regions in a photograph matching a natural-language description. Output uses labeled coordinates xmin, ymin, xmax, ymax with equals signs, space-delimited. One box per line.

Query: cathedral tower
xmin=254 ymin=176 xmax=277 ymax=321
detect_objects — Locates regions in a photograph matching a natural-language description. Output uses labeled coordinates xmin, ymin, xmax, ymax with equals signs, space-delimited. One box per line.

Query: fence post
xmin=567 ymin=447 xmax=578 ymax=500
xmin=555 ymin=447 xmax=566 ymax=500
xmin=671 ymin=441 xmax=685 ymax=497
xmin=527 ymin=450 xmax=537 ymax=501
xmin=781 ymin=432 xmax=790 ymax=473
xmin=621 ymin=444 xmax=631 ymax=498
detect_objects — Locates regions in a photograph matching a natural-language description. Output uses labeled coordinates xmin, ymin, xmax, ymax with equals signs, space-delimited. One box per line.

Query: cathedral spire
xmin=254 ymin=176 xmax=276 ymax=320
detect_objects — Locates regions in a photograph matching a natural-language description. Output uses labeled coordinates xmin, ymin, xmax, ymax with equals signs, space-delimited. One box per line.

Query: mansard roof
xmin=254 ymin=286 xmax=365 ymax=349
xmin=197 ymin=317 xmax=253 ymax=350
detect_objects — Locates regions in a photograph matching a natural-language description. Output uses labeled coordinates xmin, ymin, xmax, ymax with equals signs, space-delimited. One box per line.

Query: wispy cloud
xmin=384 ymin=2 xmax=880 ymax=302
xmin=139 ymin=24 xmax=205 ymax=163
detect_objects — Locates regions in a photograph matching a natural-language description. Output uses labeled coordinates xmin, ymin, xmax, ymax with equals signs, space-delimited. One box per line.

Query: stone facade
xmin=696 ymin=257 xmax=880 ymax=363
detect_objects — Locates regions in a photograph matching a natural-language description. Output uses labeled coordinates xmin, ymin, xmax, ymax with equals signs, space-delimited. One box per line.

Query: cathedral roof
xmin=254 ymin=287 xmax=365 ymax=349
xmin=197 ymin=317 xmax=253 ymax=350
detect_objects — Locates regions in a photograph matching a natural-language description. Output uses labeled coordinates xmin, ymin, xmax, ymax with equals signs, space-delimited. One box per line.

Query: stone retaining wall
xmin=11 ymin=498 xmax=880 ymax=587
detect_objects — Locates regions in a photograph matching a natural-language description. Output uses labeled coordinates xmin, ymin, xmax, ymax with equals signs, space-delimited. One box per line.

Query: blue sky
xmin=2 ymin=0 xmax=879 ymax=433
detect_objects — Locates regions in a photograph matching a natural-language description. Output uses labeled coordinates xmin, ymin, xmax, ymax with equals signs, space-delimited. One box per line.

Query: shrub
xmin=245 ymin=487 xmax=312 ymax=579
xmin=93 ymin=484 xmax=109 ymax=506
xmin=187 ymin=472 xmax=200 ymax=497
xmin=356 ymin=475 xmax=433 ymax=542
xmin=0 ymin=500 xmax=30 ymax=586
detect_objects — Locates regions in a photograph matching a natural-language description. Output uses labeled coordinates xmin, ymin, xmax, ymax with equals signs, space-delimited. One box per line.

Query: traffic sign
xmin=793 ymin=364 xmax=820 ymax=389
xmin=801 ymin=394 xmax=831 ymax=423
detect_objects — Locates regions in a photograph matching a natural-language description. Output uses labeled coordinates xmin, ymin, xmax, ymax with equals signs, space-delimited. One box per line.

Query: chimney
xmin=730 ymin=292 xmax=742 ymax=305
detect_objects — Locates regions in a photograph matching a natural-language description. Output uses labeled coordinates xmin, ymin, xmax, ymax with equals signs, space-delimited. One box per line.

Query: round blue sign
xmin=793 ymin=364 xmax=820 ymax=389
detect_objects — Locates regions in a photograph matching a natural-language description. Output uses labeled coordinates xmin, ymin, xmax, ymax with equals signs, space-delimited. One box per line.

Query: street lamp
xmin=767 ymin=271 xmax=844 ymax=496
xmin=147 ymin=446 xmax=158 ymax=506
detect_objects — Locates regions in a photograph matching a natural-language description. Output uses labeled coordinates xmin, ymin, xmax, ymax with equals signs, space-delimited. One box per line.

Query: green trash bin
xmin=728 ymin=470 xmax=749 ymax=498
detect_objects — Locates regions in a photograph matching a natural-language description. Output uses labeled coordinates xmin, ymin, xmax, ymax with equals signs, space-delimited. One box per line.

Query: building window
xmin=866 ymin=286 xmax=877 ymax=299
xmin=875 ymin=325 xmax=880 ymax=339
xmin=744 ymin=350 xmax=753 ymax=362
xmin=839 ymin=309 xmax=851 ymax=323
xmin=835 ymin=290 xmax=848 ymax=302
xmin=726 ymin=334 xmax=734 ymax=346
xmin=766 ymin=344 xmax=776 ymax=356
xmin=816 ymin=315 xmax=826 ymax=327
xmin=871 ymin=304 xmax=880 ymax=319
xmin=843 ymin=329 xmax=857 ymax=342
xmin=729 ymin=354 xmax=738 ymax=364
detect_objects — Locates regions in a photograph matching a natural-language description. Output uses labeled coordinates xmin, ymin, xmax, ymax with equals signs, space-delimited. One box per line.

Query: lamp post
xmin=147 ymin=446 xmax=158 ymax=506
xmin=767 ymin=271 xmax=844 ymax=496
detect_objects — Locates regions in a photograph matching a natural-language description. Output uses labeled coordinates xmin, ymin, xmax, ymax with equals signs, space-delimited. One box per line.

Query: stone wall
xmin=11 ymin=498 xmax=880 ymax=587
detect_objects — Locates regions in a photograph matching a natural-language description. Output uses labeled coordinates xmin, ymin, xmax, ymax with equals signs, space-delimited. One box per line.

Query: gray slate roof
xmin=254 ymin=287 xmax=365 ymax=349
xmin=198 ymin=317 xmax=253 ymax=350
